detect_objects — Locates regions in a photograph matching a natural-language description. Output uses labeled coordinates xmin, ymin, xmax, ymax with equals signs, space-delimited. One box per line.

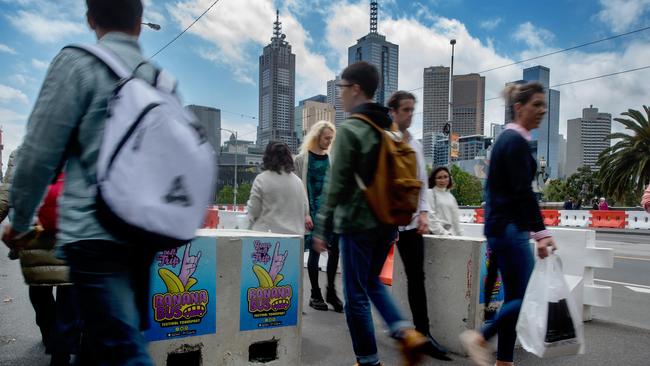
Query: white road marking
xmin=625 ymin=286 xmax=650 ymax=294
xmin=594 ymin=279 xmax=650 ymax=289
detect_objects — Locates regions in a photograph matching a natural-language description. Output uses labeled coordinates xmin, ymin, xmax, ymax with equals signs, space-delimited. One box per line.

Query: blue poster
xmin=479 ymin=241 xmax=505 ymax=305
xmin=144 ymin=237 xmax=217 ymax=341
xmin=240 ymin=237 xmax=300 ymax=331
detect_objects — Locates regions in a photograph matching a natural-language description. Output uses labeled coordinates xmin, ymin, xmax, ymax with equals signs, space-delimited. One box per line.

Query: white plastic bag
xmin=516 ymin=254 xmax=585 ymax=358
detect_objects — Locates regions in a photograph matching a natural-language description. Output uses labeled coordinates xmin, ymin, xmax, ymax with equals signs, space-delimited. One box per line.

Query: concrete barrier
xmin=559 ymin=210 xmax=591 ymax=228
xmin=459 ymin=223 xmax=613 ymax=321
xmin=626 ymin=211 xmax=650 ymax=229
xmin=218 ymin=211 xmax=249 ymax=230
xmin=458 ymin=209 xmax=477 ymax=223
xmin=148 ymin=229 xmax=303 ymax=365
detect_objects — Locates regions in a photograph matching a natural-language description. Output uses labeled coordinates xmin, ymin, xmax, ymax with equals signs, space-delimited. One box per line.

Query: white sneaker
xmin=459 ymin=330 xmax=493 ymax=366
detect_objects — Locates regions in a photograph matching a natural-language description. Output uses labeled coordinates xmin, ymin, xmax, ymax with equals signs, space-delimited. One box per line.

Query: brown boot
xmin=398 ymin=329 xmax=428 ymax=366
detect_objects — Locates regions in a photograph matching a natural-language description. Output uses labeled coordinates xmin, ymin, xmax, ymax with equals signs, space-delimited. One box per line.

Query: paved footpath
xmin=2 ymin=242 xmax=649 ymax=365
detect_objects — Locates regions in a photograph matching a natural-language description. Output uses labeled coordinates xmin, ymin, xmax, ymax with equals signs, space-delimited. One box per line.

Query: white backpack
xmin=67 ymin=44 xmax=217 ymax=248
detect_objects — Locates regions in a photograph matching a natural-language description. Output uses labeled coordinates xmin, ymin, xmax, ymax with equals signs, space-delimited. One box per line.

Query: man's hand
xmin=416 ymin=212 xmax=429 ymax=235
xmin=312 ymin=237 xmax=328 ymax=253
xmin=305 ymin=216 xmax=314 ymax=231
xmin=536 ymin=237 xmax=557 ymax=259
xmin=2 ymin=224 xmax=29 ymax=251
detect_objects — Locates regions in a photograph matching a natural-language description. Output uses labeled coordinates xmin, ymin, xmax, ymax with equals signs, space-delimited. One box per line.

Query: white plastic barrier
xmin=460 ymin=223 xmax=613 ymax=321
xmin=626 ymin=211 xmax=650 ymax=229
xmin=559 ymin=210 xmax=591 ymax=228
xmin=218 ymin=210 xmax=249 ymax=230
xmin=458 ymin=209 xmax=477 ymax=223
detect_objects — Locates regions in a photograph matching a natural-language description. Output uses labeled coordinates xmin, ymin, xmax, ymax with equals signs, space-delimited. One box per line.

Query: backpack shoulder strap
xmin=64 ymin=44 xmax=132 ymax=79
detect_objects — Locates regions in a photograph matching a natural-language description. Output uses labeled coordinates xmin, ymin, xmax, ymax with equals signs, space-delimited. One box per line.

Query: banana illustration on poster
xmin=144 ymin=237 xmax=217 ymax=341
xmin=240 ymin=237 xmax=300 ymax=331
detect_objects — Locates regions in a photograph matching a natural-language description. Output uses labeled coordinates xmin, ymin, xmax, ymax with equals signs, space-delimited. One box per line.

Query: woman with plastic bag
xmin=459 ymin=82 xmax=557 ymax=366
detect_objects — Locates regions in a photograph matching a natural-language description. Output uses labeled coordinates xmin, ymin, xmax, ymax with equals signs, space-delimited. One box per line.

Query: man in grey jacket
xmin=3 ymin=1 xmax=159 ymax=364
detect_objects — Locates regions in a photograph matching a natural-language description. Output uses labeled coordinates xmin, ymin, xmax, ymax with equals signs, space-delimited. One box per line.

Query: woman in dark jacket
xmin=460 ymin=82 xmax=558 ymax=366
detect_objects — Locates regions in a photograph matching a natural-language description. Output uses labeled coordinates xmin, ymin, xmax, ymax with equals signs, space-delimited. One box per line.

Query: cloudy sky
xmin=1 ymin=0 xmax=649 ymax=170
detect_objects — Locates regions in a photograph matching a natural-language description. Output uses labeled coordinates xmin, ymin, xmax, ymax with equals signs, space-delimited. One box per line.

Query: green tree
xmin=598 ymin=106 xmax=650 ymax=201
xmin=216 ymin=185 xmax=234 ymax=204
xmin=543 ymin=179 xmax=568 ymax=202
xmin=450 ymin=165 xmax=483 ymax=206
xmin=236 ymin=183 xmax=252 ymax=205
xmin=565 ymin=166 xmax=601 ymax=204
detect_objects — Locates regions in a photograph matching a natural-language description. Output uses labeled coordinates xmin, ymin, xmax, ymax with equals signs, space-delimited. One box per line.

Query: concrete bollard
xmin=147 ymin=229 xmax=303 ymax=366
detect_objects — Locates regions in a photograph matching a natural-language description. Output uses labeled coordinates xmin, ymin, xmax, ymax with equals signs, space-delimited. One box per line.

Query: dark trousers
xmin=64 ymin=240 xmax=156 ymax=366
xmin=396 ymin=229 xmax=430 ymax=336
xmin=307 ymin=235 xmax=339 ymax=294
xmin=29 ymin=285 xmax=56 ymax=346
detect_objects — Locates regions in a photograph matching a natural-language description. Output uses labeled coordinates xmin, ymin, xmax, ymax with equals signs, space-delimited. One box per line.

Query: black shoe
xmin=326 ymin=287 xmax=344 ymax=313
xmin=422 ymin=334 xmax=451 ymax=361
xmin=309 ymin=288 xmax=328 ymax=311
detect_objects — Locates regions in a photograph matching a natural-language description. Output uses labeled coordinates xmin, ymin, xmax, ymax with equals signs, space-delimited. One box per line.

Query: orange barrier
xmin=589 ymin=210 xmax=627 ymax=229
xmin=203 ymin=208 xmax=219 ymax=228
xmin=379 ymin=244 xmax=395 ymax=286
xmin=475 ymin=209 xmax=485 ymax=224
xmin=541 ymin=210 xmax=560 ymax=226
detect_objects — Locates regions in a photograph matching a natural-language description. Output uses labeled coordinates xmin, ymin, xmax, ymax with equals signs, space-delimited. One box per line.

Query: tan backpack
xmin=351 ymin=114 xmax=422 ymax=225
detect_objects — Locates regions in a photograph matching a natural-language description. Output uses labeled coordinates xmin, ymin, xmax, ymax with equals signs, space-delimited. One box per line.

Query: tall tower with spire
xmin=257 ymin=10 xmax=296 ymax=152
xmin=347 ymin=0 xmax=398 ymax=106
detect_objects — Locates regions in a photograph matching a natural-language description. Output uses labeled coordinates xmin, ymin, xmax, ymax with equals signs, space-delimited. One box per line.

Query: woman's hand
xmin=305 ymin=216 xmax=314 ymax=231
xmin=536 ymin=237 xmax=557 ymax=259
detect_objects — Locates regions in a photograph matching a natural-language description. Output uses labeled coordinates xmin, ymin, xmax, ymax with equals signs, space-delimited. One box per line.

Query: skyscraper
xmin=423 ymin=66 xmax=449 ymax=162
xmin=566 ymin=106 xmax=612 ymax=175
xmin=505 ymin=66 xmax=561 ymax=179
xmin=327 ymin=76 xmax=348 ymax=126
xmin=186 ymin=105 xmax=221 ymax=153
xmin=258 ymin=11 xmax=296 ymax=152
xmin=347 ymin=0 xmax=398 ymax=106
xmin=422 ymin=67 xmax=486 ymax=162
xmin=295 ymin=95 xmax=334 ymax=147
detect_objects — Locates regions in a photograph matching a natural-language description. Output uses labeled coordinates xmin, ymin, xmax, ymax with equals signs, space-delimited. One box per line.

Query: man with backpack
xmin=313 ymin=62 xmax=428 ymax=366
xmin=388 ymin=91 xmax=451 ymax=361
xmin=2 ymin=1 xmax=204 ymax=364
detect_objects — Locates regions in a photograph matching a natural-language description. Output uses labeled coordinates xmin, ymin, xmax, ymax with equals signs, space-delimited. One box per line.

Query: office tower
xmin=566 ymin=106 xmax=612 ymax=175
xmin=423 ymin=66 xmax=450 ymax=162
xmin=327 ymin=76 xmax=348 ymax=126
xmin=452 ymin=73 xmax=485 ymax=136
xmin=347 ymin=0 xmax=398 ymax=106
xmin=186 ymin=105 xmax=221 ymax=154
xmin=258 ymin=11 xmax=296 ymax=152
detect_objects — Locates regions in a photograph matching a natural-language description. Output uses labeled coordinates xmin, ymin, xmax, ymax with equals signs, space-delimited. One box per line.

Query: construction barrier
xmin=627 ymin=211 xmax=650 ymax=229
xmin=559 ymin=210 xmax=591 ymax=228
xmin=590 ymin=210 xmax=627 ymax=229
xmin=541 ymin=209 xmax=561 ymax=226
xmin=458 ymin=209 xmax=477 ymax=223
xmin=379 ymin=244 xmax=395 ymax=286
xmin=203 ymin=208 xmax=219 ymax=229
xmin=475 ymin=209 xmax=485 ymax=224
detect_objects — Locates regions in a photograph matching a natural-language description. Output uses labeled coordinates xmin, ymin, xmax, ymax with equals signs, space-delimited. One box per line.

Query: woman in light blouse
xmin=427 ymin=166 xmax=463 ymax=236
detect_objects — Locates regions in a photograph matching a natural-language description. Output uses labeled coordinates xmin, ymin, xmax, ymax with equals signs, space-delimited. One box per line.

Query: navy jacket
xmin=484 ymin=129 xmax=546 ymax=237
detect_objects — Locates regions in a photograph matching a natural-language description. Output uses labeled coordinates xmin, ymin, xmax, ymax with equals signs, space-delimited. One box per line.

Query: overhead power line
xmin=149 ymin=0 xmax=222 ymax=59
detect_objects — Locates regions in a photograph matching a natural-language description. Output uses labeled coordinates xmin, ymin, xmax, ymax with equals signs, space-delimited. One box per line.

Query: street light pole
xmin=447 ymin=39 xmax=456 ymax=167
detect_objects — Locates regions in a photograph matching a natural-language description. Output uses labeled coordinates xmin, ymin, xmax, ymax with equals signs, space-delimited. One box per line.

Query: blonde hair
xmin=299 ymin=120 xmax=336 ymax=156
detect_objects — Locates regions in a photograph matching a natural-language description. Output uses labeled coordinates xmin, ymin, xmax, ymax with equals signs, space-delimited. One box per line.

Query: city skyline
xmin=0 ymin=0 xmax=648 ymax=169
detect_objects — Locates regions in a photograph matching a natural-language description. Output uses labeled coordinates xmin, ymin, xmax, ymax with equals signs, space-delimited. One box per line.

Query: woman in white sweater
xmin=247 ymin=142 xmax=310 ymax=235
xmin=427 ymin=166 xmax=463 ymax=236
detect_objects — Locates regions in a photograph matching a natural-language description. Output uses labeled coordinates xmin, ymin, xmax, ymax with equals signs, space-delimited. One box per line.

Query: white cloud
xmin=513 ymin=22 xmax=554 ymax=49
xmin=143 ymin=0 xmax=167 ymax=26
xmin=0 ymin=84 xmax=29 ymax=104
xmin=597 ymin=0 xmax=650 ymax=32
xmin=31 ymin=58 xmax=48 ymax=70
xmin=479 ymin=17 xmax=502 ymax=30
xmin=0 ymin=44 xmax=17 ymax=55
xmin=168 ymin=0 xmax=333 ymax=98
xmin=7 ymin=10 xmax=85 ymax=43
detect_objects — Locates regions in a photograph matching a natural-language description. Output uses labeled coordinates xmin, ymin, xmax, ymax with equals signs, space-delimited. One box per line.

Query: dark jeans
xmin=396 ymin=229 xmax=430 ymax=336
xmin=64 ymin=240 xmax=156 ymax=366
xmin=481 ymin=223 xmax=535 ymax=362
xmin=307 ymin=235 xmax=339 ymax=294
xmin=340 ymin=226 xmax=409 ymax=365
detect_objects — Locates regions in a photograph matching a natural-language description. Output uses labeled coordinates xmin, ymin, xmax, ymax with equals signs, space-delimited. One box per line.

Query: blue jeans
xmin=64 ymin=240 xmax=155 ymax=366
xmin=340 ymin=226 xmax=410 ymax=365
xmin=481 ymin=223 xmax=535 ymax=362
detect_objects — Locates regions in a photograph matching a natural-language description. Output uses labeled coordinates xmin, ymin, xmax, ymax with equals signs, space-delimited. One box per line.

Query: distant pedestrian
xmin=599 ymin=197 xmax=609 ymax=211
xmin=389 ymin=91 xmax=451 ymax=361
xmin=592 ymin=198 xmax=599 ymax=210
xmin=427 ymin=166 xmax=463 ymax=236
xmin=642 ymin=184 xmax=650 ymax=213
xmin=574 ymin=199 xmax=582 ymax=210
xmin=247 ymin=141 xmax=310 ymax=235
xmin=294 ymin=121 xmax=343 ymax=312
xmin=460 ymin=82 xmax=557 ymax=366
xmin=563 ymin=197 xmax=573 ymax=210
xmin=313 ymin=62 xmax=428 ymax=366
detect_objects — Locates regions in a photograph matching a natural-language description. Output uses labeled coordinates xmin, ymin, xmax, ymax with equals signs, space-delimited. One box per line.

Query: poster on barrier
xmin=240 ymin=237 xmax=300 ymax=331
xmin=479 ymin=241 xmax=505 ymax=323
xmin=144 ymin=237 xmax=217 ymax=341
